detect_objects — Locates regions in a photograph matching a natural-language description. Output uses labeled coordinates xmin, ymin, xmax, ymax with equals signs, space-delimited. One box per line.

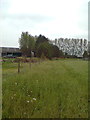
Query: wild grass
xmin=2 ymin=59 xmax=88 ymax=118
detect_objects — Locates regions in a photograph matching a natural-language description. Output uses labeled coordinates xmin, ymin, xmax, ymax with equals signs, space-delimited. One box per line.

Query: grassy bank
xmin=2 ymin=59 xmax=88 ymax=118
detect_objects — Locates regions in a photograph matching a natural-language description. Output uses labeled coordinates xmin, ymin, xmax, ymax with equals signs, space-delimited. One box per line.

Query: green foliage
xmin=59 ymin=50 xmax=64 ymax=57
xmin=36 ymin=42 xmax=62 ymax=59
xmin=35 ymin=35 xmax=63 ymax=59
xmin=35 ymin=34 xmax=49 ymax=47
xmin=35 ymin=34 xmax=50 ymax=58
xmin=19 ymin=32 xmax=64 ymax=59
xmin=36 ymin=42 xmax=53 ymax=59
xmin=52 ymin=45 xmax=60 ymax=57
xmin=19 ymin=32 xmax=35 ymax=57
xmin=83 ymin=51 xmax=88 ymax=58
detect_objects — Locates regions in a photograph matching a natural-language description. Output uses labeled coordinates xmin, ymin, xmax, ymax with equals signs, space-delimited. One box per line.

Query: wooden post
xmin=18 ymin=59 xmax=20 ymax=73
xmin=30 ymin=58 xmax=31 ymax=68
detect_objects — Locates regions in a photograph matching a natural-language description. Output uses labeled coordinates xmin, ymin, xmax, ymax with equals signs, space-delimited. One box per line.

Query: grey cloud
xmin=0 ymin=14 xmax=54 ymax=23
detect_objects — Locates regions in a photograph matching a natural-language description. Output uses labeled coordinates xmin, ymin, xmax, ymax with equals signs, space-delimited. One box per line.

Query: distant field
xmin=2 ymin=59 xmax=88 ymax=118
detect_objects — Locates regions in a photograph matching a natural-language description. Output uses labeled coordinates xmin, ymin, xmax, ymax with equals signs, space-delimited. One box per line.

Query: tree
xmin=52 ymin=45 xmax=60 ymax=57
xmin=35 ymin=34 xmax=49 ymax=57
xmin=35 ymin=34 xmax=49 ymax=47
xmin=28 ymin=35 xmax=35 ymax=56
xmin=19 ymin=32 xmax=35 ymax=57
xmin=36 ymin=42 xmax=53 ymax=59
xmin=55 ymin=39 xmax=57 ymax=45
xmin=83 ymin=51 xmax=88 ymax=58
xmin=59 ymin=50 xmax=64 ymax=57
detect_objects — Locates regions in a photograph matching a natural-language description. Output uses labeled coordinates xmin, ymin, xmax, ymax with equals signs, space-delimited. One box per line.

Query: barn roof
xmin=0 ymin=47 xmax=21 ymax=53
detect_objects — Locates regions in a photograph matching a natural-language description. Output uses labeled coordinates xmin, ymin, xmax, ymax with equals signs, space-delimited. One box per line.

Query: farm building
xmin=0 ymin=47 xmax=22 ymax=57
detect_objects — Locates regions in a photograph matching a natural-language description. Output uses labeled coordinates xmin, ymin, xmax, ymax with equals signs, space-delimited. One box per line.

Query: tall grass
xmin=2 ymin=59 xmax=88 ymax=118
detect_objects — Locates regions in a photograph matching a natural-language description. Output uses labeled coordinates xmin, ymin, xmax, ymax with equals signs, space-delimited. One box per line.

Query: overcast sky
xmin=0 ymin=0 xmax=89 ymax=47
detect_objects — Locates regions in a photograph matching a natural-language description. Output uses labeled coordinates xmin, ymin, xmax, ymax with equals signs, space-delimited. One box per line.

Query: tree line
xmin=19 ymin=32 xmax=89 ymax=59
xmin=19 ymin=32 xmax=64 ymax=59
xmin=52 ymin=38 xmax=88 ymax=58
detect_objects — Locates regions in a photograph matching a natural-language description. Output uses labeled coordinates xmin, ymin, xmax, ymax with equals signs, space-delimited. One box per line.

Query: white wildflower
xmin=33 ymin=98 xmax=36 ymax=101
xmin=15 ymin=82 xmax=17 ymax=85
xmin=13 ymin=94 xmax=16 ymax=96
xmin=27 ymin=100 xmax=30 ymax=103
xmin=31 ymin=91 xmax=32 ymax=93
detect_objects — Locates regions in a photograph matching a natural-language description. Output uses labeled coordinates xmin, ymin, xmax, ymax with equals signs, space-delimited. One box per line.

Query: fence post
xmin=30 ymin=58 xmax=31 ymax=68
xmin=18 ymin=59 xmax=20 ymax=73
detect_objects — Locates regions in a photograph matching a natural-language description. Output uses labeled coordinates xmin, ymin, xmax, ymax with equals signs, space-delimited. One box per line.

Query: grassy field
xmin=2 ymin=59 xmax=88 ymax=118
